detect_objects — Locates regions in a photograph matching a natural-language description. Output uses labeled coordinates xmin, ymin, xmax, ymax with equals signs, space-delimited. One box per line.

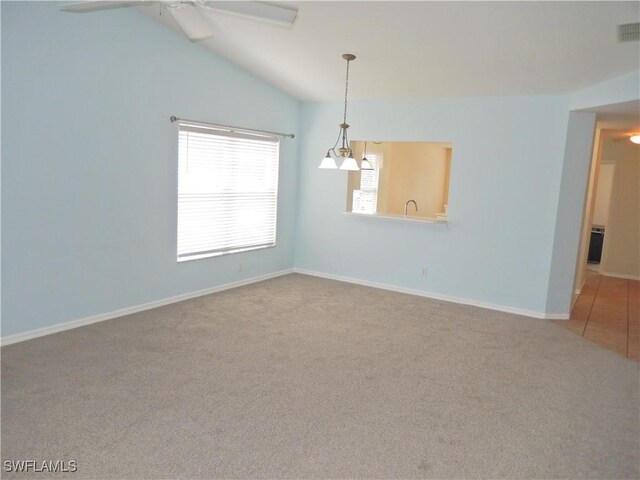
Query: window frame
xmin=175 ymin=122 xmax=280 ymax=262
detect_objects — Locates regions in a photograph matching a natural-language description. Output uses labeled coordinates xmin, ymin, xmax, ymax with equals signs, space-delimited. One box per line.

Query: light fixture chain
xmin=318 ymin=54 xmax=358 ymax=170
xmin=343 ymin=59 xmax=350 ymax=125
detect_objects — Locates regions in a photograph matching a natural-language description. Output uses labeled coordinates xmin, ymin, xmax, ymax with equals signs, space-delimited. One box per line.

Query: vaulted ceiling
xmin=136 ymin=1 xmax=640 ymax=102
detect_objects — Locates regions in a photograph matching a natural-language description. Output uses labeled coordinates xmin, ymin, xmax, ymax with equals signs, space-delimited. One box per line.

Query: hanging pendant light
xmin=319 ymin=53 xmax=360 ymax=170
xmin=360 ymin=141 xmax=373 ymax=170
xmin=319 ymin=150 xmax=338 ymax=169
xmin=340 ymin=153 xmax=360 ymax=171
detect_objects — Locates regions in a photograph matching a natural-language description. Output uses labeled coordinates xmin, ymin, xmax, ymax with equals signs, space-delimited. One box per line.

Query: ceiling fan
xmin=60 ymin=1 xmax=298 ymax=41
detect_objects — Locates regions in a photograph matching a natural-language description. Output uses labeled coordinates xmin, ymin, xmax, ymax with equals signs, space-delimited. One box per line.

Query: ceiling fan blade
xmin=199 ymin=1 xmax=297 ymax=27
xmin=167 ymin=5 xmax=216 ymax=42
xmin=60 ymin=1 xmax=155 ymax=13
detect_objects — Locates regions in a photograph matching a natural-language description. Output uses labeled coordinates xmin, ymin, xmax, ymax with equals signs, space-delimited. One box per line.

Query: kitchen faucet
xmin=404 ymin=199 xmax=418 ymax=216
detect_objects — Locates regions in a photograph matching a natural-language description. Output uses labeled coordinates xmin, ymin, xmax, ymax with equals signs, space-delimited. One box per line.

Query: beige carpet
xmin=2 ymin=273 xmax=639 ymax=479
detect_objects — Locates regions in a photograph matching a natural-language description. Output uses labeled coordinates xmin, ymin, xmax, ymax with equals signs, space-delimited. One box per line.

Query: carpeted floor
xmin=2 ymin=273 xmax=639 ymax=479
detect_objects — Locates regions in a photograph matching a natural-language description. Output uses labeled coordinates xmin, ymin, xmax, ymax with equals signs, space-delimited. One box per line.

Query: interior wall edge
xmin=545 ymin=111 xmax=597 ymax=314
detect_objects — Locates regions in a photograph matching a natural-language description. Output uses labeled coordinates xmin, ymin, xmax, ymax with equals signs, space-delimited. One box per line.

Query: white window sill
xmin=342 ymin=212 xmax=448 ymax=225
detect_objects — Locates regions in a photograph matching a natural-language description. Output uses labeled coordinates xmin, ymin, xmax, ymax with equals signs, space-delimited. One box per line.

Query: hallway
xmin=554 ymin=272 xmax=639 ymax=361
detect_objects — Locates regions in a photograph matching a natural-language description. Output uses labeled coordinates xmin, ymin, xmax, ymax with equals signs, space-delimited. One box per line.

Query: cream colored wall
xmin=592 ymin=163 xmax=614 ymax=226
xmin=573 ymin=127 xmax=603 ymax=297
xmin=442 ymin=148 xmax=452 ymax=209
xmin=601 ymin=140 xmax=640 ymax=277
xmin=385 ymin=142 xmax=448 ymax=217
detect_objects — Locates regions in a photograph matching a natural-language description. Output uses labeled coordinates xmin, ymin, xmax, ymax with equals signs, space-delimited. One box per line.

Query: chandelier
xmin=318 ymin=54 xmax=372 ymax=170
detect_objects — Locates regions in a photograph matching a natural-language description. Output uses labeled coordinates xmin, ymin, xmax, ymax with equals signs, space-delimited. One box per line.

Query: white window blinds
xmin=177 ymin=123 xmax=279 ymax=262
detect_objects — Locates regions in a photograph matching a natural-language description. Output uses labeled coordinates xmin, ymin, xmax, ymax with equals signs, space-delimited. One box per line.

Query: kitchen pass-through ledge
xmin=343 ymin=211 xmax=448 ymax=225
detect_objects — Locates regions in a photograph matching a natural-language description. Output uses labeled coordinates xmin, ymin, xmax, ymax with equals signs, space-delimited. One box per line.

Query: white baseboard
xmin=293 ymin=268 xmax=569 ymax=320
xmin=601 ymin=271 xmax=640 ymax=281
xmin=3 ymin=266 xmax=573 ymax=346
xmin=1 ymin=269 xmax=294 ymax=347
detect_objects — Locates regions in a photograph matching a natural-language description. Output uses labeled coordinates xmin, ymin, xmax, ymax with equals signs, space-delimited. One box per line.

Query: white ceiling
xmin=138 ymin=1 xmax=640 ymax=102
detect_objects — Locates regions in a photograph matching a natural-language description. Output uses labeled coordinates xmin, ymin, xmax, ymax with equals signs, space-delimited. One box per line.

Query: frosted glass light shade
xmin=319 ymin=154 xmax=338 ymax=169
xmin=339 ymin=155 xmax=359 ymax=171
xmin=630 ymin=135 xmax=640 ymax=144
xmin=360 ymin=156 xmax=373 ymax=170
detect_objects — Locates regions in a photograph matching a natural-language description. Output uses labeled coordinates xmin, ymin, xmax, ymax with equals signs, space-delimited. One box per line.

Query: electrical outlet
xmin=238 ymin=262 xmax=244 ymax=273
xmin=420 ymin=267 xmax=428 ymax=277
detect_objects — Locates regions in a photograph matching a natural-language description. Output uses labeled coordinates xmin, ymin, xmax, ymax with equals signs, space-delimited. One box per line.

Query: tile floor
xmin=554 ymin=271 xmax=639 ymax=361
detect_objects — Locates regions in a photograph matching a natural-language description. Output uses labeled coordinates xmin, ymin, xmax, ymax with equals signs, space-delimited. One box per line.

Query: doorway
xmin=585 ymin=160 xmax=614 ymax=273
xmin=564 ymin=104 xmax=640 ymax=359
xmin=571 ymin=100 xmax=640 ymax=305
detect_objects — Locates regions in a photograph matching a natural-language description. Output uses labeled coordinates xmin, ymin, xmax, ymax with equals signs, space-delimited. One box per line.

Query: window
xmin=351 ymin=153 xmax=381 ymax=214
xmin=177 ymin=123 xmax=279 ymax=262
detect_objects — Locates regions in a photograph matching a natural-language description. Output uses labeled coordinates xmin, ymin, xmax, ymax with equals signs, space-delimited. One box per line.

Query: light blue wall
xmin=1 ymin=2 xmax=299 ymax=336
xmin=3 ymin=3 xmax=635 ymax=338
xmin=295 ymin=97 xmax=572 ymax=315
xmin=570 ymin=70 xmax=640 ymax=111
xmin=546 ymin=112 xmax=596 ymax=314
